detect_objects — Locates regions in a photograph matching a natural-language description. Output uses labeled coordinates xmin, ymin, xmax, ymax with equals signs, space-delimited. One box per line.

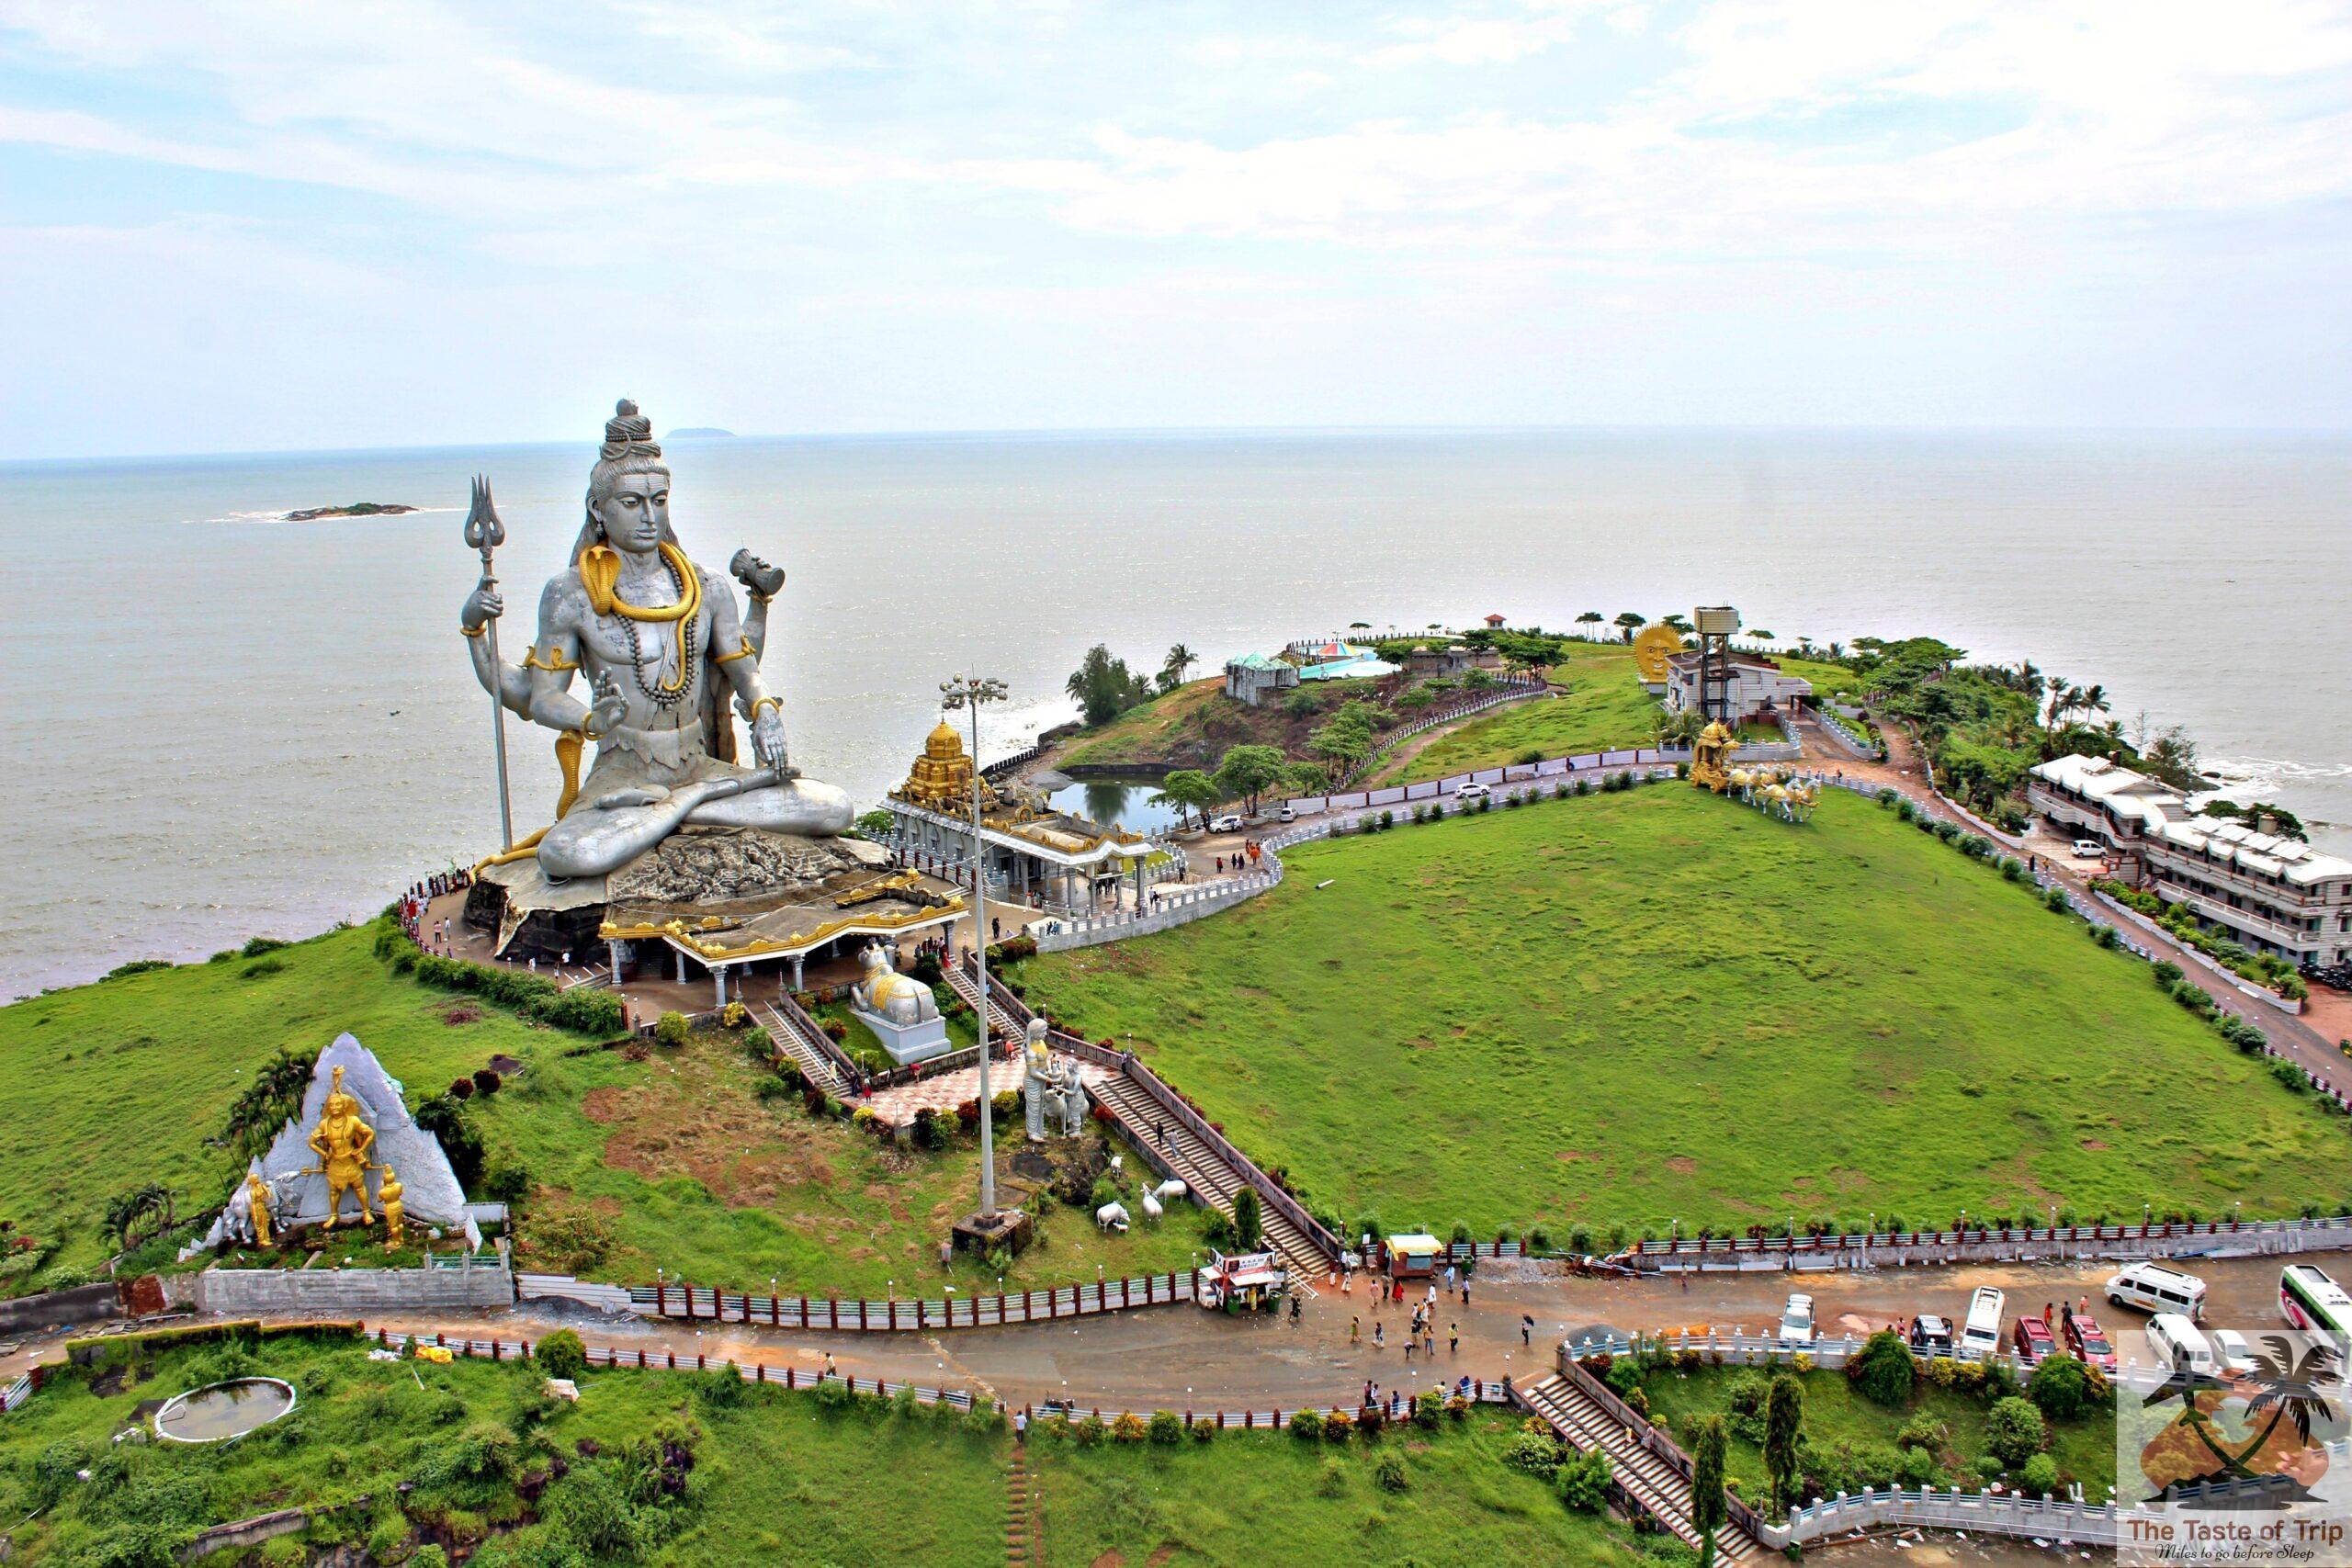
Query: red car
xmin=2011 ymin=1315 xmax=2055 ymax=1365
xmin=2062 ymin=1313 xmax=2116 ymax=1372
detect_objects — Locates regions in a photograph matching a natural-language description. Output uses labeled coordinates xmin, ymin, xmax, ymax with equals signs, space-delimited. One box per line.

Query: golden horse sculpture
xmin=307 ymin=1066 xmax=379 ymax=1229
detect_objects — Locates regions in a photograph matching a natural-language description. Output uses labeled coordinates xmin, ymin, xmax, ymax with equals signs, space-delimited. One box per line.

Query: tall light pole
xmin=942 ymin=673 xmax=1008 ymax=1219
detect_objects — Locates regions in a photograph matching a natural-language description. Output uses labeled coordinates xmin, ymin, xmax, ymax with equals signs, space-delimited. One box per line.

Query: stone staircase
xmin=1517 ymin=1373 xmax=1761 ymax=1564
xmin=1006 ymin=1446 xmax=1043 ymax=1565
xmin=944 ymin=965 xmax=1023 ymax=1044
xmin=1089 ymin=1070 xmax=1324 ymax=1291
xmin=755 ymin=1001 xmax=850 ymax=1100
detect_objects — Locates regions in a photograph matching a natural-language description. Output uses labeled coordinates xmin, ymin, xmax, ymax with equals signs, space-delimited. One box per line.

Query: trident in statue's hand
xmin=465 ymin=475 xmax=516 ymax=851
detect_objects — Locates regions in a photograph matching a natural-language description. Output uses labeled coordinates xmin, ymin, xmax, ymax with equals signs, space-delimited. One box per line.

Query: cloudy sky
xmin=3 ymin=0 xmax=2348 ymax=457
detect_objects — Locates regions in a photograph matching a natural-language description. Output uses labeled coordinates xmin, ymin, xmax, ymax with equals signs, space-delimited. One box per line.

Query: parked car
xmin=1208 ymin=814 xmax=1244 ymax=833
xmin=1907 ymin=1314 xmax=1954 ymax=1356
xmin=1277 ymin=806 xmax=1296 ymax=823
xmin=2011 ymin=1315 xmax=2056 ymax=1365
xmin=2062 ymin=1312 xmax=2117 ymax=1372
xmin=2107 ymin=1261 xmax=2208 ymax=1321
xmin=1456 ymin=782 xmax=1490 ymax=800
xmin=1778 ymin=1292 xmax=1815 ymax=1346
xmin=2209 ymin=1328 xmax=2256 ymax=1377
xmin=2070 ymin=839 xmax=2105 ymax=859
xmin=2148 ymin=1313 xmax=2215 ymax=1375
xmin=1960 ymin=1287 xmax=2006 ymax=1361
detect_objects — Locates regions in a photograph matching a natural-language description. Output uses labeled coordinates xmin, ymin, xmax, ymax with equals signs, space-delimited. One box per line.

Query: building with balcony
xmin=2028 ymin=753 xmax=2352 ymax=965
xmin=1661 ymin=650 xmax=1812 ymax=723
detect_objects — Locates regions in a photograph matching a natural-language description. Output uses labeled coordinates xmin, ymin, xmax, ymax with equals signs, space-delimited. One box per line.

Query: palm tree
xmin=1577 ymin=611 xmax=1604 ymax=640
xmin=1159 ymin=643 xmax=1197 ymax=693
xmin=102 ymin=1183 xmax=175 ymax=1249
xmin=1612 ymin=611 xmax=1646 ymax=643
xmin=2079 ymin=682 xmax=2110 ymax=716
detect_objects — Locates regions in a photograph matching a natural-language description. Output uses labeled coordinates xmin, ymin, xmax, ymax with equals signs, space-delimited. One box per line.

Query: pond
xmin=1045 ymin=775 xmax=1184 ymax=836
xmin=153 ymin=1377 xmax=298 ymax=1443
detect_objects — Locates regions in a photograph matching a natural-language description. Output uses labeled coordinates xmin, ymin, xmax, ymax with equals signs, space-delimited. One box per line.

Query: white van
xmin=2149 ymin=1313 xmax=2215 ymax=1376
xmin=1960 ymin=1286 xmax=2005 ymax=1360
xmin=2107 ymin=1262 xmax=2208 ymax=1321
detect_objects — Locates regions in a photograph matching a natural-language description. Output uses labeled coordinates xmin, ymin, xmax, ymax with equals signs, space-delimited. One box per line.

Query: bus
xmin=2279 ymin=1264 xmax=2352 ymax=1341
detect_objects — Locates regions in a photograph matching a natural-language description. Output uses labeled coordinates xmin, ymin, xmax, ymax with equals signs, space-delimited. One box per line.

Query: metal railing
xmin=627 ymin=1270 xmax=1196 ymax=1330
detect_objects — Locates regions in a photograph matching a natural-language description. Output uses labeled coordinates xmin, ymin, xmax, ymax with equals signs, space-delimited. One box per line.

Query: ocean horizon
xmin=3 ymin=424 xmax=2346 ymax=996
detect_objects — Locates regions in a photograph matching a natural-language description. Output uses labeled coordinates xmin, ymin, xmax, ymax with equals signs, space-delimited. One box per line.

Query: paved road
xmin=10 ymin=1251 xmax=2317 ymax=1414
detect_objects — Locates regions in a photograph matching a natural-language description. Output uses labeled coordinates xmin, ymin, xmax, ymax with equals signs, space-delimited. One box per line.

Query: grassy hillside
xmin=0 ymin=925 xmax=1205 ymax=1296
xmin=1059 ymin=675 xmax=1383 ymax=771
xmin=1375 ymin=644 xmax=1657 ymax=784
xmin=1020 ymin=786 xmax=2346 ymax=1236
xmin=0 ymin=1330 xmax=1007 ymax=1566
xmin=0 ymin=926 xmax=543 ymax=1283
xmin=1032 ymin=1407 xmax=1641 ymax=1567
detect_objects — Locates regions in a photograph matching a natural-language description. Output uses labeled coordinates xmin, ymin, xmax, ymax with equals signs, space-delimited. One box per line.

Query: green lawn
xmin=0 ymin=1328 xmax=1008 ymax=1566
xmin=0 ymin=926 xmax=547 ymax=1285
xmin=1018 ymin=785 xmax=2346 ymax=1236
xmin=1771 ymin=656 xmax=1859 ymax=698
xmin=487 ymin=1023 xmax=1216 ymax=1296
xmin=0 ymin=924 xmax=1209 ymax=1299
xmin=1031 ymin=1408 xmax=1644 ymax=1568
xmin=1377 ymin=645 xmax=1658 ymax=784
xmin=1633 ymin=1363 xmax=2114 ymax=1504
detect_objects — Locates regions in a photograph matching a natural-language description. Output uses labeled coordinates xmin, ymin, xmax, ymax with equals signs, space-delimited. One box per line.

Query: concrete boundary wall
xmin=196 ymin=1258 xmax=513 ymax=1314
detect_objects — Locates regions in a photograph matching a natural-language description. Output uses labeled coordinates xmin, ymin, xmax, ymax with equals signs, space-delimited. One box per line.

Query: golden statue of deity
xmin=1690 ymin=719 xmax=1735 ymax=795
xmin=307 ymin=1066 xmax=378 ymax=1228
xmin=378 ymin=1167 xmax=406 ymax=1249
xmin=244 ymin=1171 xmax=275 ymax=1248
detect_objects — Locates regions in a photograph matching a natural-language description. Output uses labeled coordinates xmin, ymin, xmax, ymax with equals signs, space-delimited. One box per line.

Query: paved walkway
xmin=860 ymin=1052 xmax=1108 ymax=1125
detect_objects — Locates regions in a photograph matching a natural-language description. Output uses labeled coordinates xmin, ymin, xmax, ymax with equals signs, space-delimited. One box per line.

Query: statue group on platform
xmin=851 ymin=942 xmax=941 ymax=1027
xmin=1023 ymin=1018 xmax=1089 ymax=1141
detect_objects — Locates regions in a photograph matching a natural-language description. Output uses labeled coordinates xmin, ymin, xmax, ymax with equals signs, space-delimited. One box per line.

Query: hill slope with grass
xmin=1373 ymin=643 xmax=1658 ymax=784
xmin=1057 ymin=675 xmax=1384 ymax=771
xmin=1019 ymin=786 xmax=2345 ymax=1238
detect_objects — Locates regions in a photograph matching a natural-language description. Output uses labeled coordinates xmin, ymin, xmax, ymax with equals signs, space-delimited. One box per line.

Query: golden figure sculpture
xmin=244 ymin=1172 xmax=275 ymax=1248
xmin=307 ymin=1066 xmax=378 ymax=1228
xmin=1690 ymin=719 xmax=1735 ymax=794
xmin=378 ymin=1167 xmax=406 ymax=1249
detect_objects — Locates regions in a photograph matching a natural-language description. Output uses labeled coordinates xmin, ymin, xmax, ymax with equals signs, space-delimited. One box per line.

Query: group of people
xmin=1357 ymin=1375 xmax=1476 ymax=1422
xmin=1211 ymin=840 xmax=1265 ymax=878
xmin=394 ymin=867 xmax=473 ymax=947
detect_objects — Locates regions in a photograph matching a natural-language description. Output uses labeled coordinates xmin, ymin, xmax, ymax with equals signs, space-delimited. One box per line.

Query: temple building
xmin=881 ymin=722 xmax=1175 ymax=916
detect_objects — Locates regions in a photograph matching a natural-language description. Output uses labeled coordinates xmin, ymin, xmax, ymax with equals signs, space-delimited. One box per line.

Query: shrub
xmin=471 ymin=1067 xmax=503 ymax=1097
xmin=483 ymin=1158 xmax=531 ymax=1204
xmin=1112 ymin=1411 xmax=1149 ymax=1444
xmin=1322 ymin=1408 xmax=1355 ymax=1443
xmin=534 ymin=1328 xmax=587 ymax=1381
xmin=1984 ymin=1396 xmax=2047 ymax=1467
xmin=1375 ymin=1450 xmax=1410 ymax=1493
xmin=2271 ymin=1059 xmax=2311 ymax=1094
xmin=1073 ymin=1414 xmax=1108 ymax=1447
xmin=1847 ymin=1331 xmax=1917 ymax=1407
xmin=1896 ymin=1412 xmax=1946 ymax=1450
xmin=1148 ymin=1409 xmax=1182 ymax=1445
xmin=447 ymin=1077 xmax=475 ymax=1100
xmin=1289 ymin=1408 xmax=1323 ymax=1440
xmin=653 ymin=1010 xmax=690 ymax=1048
xmin=2152 ymin=960 xmax=2184 ymax=986
xmin=1416 ymin=1390 xmax=1443 ymax=1428
xmin=1502 ymin=1427 xmax=1563 ymax=1480
xmin=2027 ymin=1353 xmax=2095 ymax=1420
xmin=1556 ymin=1445 xmax=1612 ymax=1511
xmin=2020 ymin=1453 xmax=2060 ymax=1495
xmin=2043 ymin=886 xmax=2070 ymax=913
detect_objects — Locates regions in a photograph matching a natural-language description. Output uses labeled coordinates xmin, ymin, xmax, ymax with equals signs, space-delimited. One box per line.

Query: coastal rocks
xmin=282 ymin=502 xmax=417 ymax=520
xmin=605 ymin=826 xmax=888 ymax=907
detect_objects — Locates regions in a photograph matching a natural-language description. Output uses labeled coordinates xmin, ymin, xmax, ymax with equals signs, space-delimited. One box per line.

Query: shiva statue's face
xmin=594 ymin=470 xmax=670 ymax=555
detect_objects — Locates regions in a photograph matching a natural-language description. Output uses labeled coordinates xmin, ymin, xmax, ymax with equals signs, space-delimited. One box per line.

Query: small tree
xmin=2027 ymin=1353 xmax=2095 ymax=1420
xmin=1763 ymin=1373 xmax=1804 ymax=1517
xmin=1985 ymin=1395 xmax=2047 ymax=1468
xmin=1214 ymin=745 xmax=1292 ymax=815
xmin=1231 ymin=1186 xmax=1262 ymax=1250
xmin=1847 ymin=1330 xmax=1917 ymax=1407
xmin=1153 ymin=769 xmax=1224 ymax=834
xmin=1690 ymin=1414 xmax=1728 ymax=1568
xmin=535 ymin=1328 xmax=587 ymax=1381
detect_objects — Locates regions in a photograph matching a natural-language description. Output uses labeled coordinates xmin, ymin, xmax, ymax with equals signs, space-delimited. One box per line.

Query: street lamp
xmin=943 ymin=672 xmax=1009 ymax=1219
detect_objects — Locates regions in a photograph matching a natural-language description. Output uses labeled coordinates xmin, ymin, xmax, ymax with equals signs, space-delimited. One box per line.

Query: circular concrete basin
xmin=152 ymin=1377 xmax=298 ymax=1443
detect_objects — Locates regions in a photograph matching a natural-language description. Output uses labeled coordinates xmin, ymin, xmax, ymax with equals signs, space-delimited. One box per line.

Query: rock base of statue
xmin=469 ymin=826 xmax=904 ymax=963
xmin=951 ymin=1207 xmax=1034 ymax=1258
xmin=848 ymin=1002 xmax=953 ymax=1065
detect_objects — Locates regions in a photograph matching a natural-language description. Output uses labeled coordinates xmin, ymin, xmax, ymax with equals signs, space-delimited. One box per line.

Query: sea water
xmin=0 ymin=428 xmax=2344 ymax=995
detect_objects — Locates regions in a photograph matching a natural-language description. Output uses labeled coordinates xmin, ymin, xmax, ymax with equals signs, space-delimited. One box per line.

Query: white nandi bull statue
xmin=850 ymin=942 xmax=940 ymax=1027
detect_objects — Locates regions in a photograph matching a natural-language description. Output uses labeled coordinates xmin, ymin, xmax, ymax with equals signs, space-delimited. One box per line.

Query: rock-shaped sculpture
xmin=196 ymin=1033 xmax=469 ymax=1252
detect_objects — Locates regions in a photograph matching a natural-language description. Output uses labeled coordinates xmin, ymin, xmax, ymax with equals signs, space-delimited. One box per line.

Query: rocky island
xmin=283 ymin=502 xmax=418 ymax=520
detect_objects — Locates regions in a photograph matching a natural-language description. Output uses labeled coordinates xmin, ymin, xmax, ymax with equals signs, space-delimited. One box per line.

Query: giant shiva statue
xmin=460 ymin=401 xmax=853 ymax=879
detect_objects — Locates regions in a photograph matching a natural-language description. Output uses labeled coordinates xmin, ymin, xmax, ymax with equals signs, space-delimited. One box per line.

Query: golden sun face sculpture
xmin=1632 ymin=624 xmax=1686 ymax=682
